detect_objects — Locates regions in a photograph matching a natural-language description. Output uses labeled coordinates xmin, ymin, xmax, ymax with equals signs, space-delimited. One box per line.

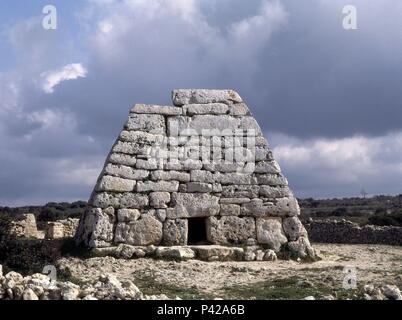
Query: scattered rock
xmin=382 ymin=285 xmax=402 ymax=300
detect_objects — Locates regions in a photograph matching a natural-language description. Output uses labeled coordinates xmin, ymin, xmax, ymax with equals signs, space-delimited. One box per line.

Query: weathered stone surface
xmin=168 ymin=115 xmax=240 ymax=136
xmin=168 ymin=193 xmax=220 ymax=218
xmin=131 ymin=104 xmax=182 ymax=115
xmin=254 ymin=161 xmax=281 ymax=174
xmin=219 ymin=198 xmax=251 ymax=204
xmin=190 ymin=170 xmax=218 ymax=183
xmin=172 ymin=89 xmax=243 ymax=106
xmin=283 ymin=217 xmax=307 ymax=241
xmin=119 ymin=130 xmax=165 ymax=145
xmin=80 ymin=208 xmax=115 ymax=247
xmin=114 ymin=215 xmax=162 ymax=246
xmin=186 ymin=103 xmax=229 ymax=115
xmin=259 ymin=186 xmax=291 ymax=198
xmin=155 ymin=247 xmax=195 ymax=260
xmin=113 ymin=141 xmax=150 ymax=155
xmin=149 ymin=192 xmax=171 ymax=209
xmin=222 ymin=185 xmax=259 ymax=198
xmin=97 ymin=176 xmax=136 ymax=192
xmin=163 ymin=219 xmax=188 ymax=246
xmin=155 ymin=209 xmax=167 ymax=223
xmin=256 ymin=218 xmax=287 ymax=252
xmin=264 ymin=249 xmax=278 ymax=261
xmin=220 ymin=204 xmax=241 ymax=216
xmin=239 ymin=116 xmax=262 ymax=136
xmin=187 ymin=182 xmax=213 ymax=193
xmin=219 ymin=173 xmax=258 ymax=185
xmin=287 ymin=236 xmax=315 ymax=259
xmin=115 ymin=244 xmax=145 ymax=259
xmin=91 ymin=193 xmax=148 ymax=209
xmin=207 ymin=216 xmax=256 ymax=245
xmin=257 ymin=174 xmax=288 ymax=186
xmin=125 ymin=114 xmax=165 ymax=134
xmin=230 ymin=103 xmax=250 ymax=116
xmin=137 ymin=181 xmax=179 ymax=193
xmin=190 ymin=245 xmax=244 ymax=262
xmin=151 ymin=170 xmax=190 ymax=182
xmin=255 ymin=148 xmax=273 ymax=161
xmin=136 ymin=159 xmax=159 ymax=170
xmin=117 ymin=209 xmax=141 ymax=222
xmin=241 ymin=197 xmax=300 ymax=217
xmin=109 ymin=153 xmax=137 ymax=166
xmin=105 ymin=164 xmax=149 ymax=180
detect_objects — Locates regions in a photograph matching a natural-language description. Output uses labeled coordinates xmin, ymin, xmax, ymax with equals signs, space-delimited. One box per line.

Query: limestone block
xmin=187 ymin=182 xmax=213 ymax=193
xmin=282 ymin=216 xmax=307 ymax=241
xmin=172 ymin=89 xmax=243 ymax=106
xmin=97 ymin=176 xmax=135 ymax=192
xmin=131 ymin=104 xmax=183 ymax=115
xmin=287 ymin=236 xmax=315 ymax=259
xmin=125 ymin=114 xmax=165 ymax=134
xmin=91 ymin=192 xmax=148 ymax=209
xmin=149 ymin=192 xmax=171 ymax=209
xmin=207 ymin=216 xmax=256 ymax=245
xmin=87 ymin=208 xmax=116 ymax=247
xmin=136 ymin=159 xmax=159 ymax=170
xmin=151 ymin=170 xmax=190 ymax=182
xmin=162 ymin=219 xmax=188 ymax=246
xmin=220 ymin=204 xmax=241 ymax=216
xmin=190 ymin=245 xmax=244 ymax=262
xmin=203 ymin=162 xmax=247 ymax=173
xmin=112 ymin=141 xmax=151 ymax=156
xmin=190 ymin=170 xmax=218 ymax=183
xmin=186 ymin=103 xmax=229 ymax=115
xmin=105 ymin=164 xmax=149 ymax=180
xmin=256 ymin=218 xmax=288 ymax=252
xmin=114 ymin=215 xmax=163 ymax=246
xmin=239 ymin=117 xmax=262 ymax=136
xmin=254 ymin=161 xmax=281 ymax=174
xmin=108 ymin=153 xmax=137 ymax=167
xmin=117 ymin=209 xmax=141 ymax=222
xmin=241 ymin=197 xmax=300 ymax=217
xmin=259 ymin=186 xmax=291 ymax=199
xmin=230 ymin=103 xmax=250 ymax=116
xmin=257 ymin=174 xmax=288 ymax=186
xmin=219 ymin=173 xmax=258 ymax=185
xmin=222 ymin=185 xmax=260 ymax=198
xmin=155 ymin=209 xmax=167 ymax=222
xmin=168 ymin=193 xmax=220 ymax=218
xmin=255 ymin=148 xmax=273 ymax=161
xmin=168 ymin=115 xmax=240 ymax=136
xmin=155 ymin=247 xmax=195 ymax=260
xmin=137 ymin=181 xmax=179 ymax=193
xmin=219 ymin=198 xmax=251 ymax=204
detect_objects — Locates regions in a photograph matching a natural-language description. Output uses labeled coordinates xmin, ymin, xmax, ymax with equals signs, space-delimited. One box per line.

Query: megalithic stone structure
xmin=75 ymin=89 xmax=315 ymax=260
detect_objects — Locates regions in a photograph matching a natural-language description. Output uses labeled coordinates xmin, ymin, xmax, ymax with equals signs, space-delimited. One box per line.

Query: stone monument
xmin=75 ymin=89 xmax=315 ymax=260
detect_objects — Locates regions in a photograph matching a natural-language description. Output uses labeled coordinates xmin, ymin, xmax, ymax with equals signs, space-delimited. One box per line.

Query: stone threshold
xmin=91 ymin=244 xmax=278 ymax=262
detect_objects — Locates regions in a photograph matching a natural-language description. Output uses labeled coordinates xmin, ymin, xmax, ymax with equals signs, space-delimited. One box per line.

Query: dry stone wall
xmin=75 ymin=89 xmax=315 ymax=259
xmin=305 ymin=219 xmax=402 ymax=246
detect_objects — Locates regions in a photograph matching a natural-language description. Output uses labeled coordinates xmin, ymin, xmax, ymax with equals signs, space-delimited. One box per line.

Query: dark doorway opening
xmin=188 ymin=217 xmax=208 ymax=245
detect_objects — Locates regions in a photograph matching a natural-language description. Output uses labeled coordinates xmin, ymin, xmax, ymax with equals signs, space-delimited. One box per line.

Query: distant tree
xmin=360 ymin=189 xmax=368 ymax=199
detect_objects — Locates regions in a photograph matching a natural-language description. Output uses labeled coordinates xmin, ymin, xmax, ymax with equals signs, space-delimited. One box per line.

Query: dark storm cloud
xmin=1 ymin=0 xmax=402 ymax=204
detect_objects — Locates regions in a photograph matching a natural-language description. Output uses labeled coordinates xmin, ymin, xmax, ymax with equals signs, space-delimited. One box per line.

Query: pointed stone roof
xmin=75 ymin=89 xmax=315 ymax=260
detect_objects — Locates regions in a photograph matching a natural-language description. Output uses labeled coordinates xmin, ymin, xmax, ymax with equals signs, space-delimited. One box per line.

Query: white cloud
xmin=41 ymin=63 xmax=87 ymax=94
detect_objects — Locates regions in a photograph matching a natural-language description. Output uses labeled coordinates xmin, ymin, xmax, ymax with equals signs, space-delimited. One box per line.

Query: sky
xmin=0 ymin=0 xmax=402 ymax=205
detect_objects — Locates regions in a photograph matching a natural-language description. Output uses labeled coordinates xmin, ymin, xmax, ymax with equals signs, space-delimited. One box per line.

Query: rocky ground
xmin=51 ymin=243 xmax=402 ymax=300
xmin=1 ymin=243 xmax=401 ymax=300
